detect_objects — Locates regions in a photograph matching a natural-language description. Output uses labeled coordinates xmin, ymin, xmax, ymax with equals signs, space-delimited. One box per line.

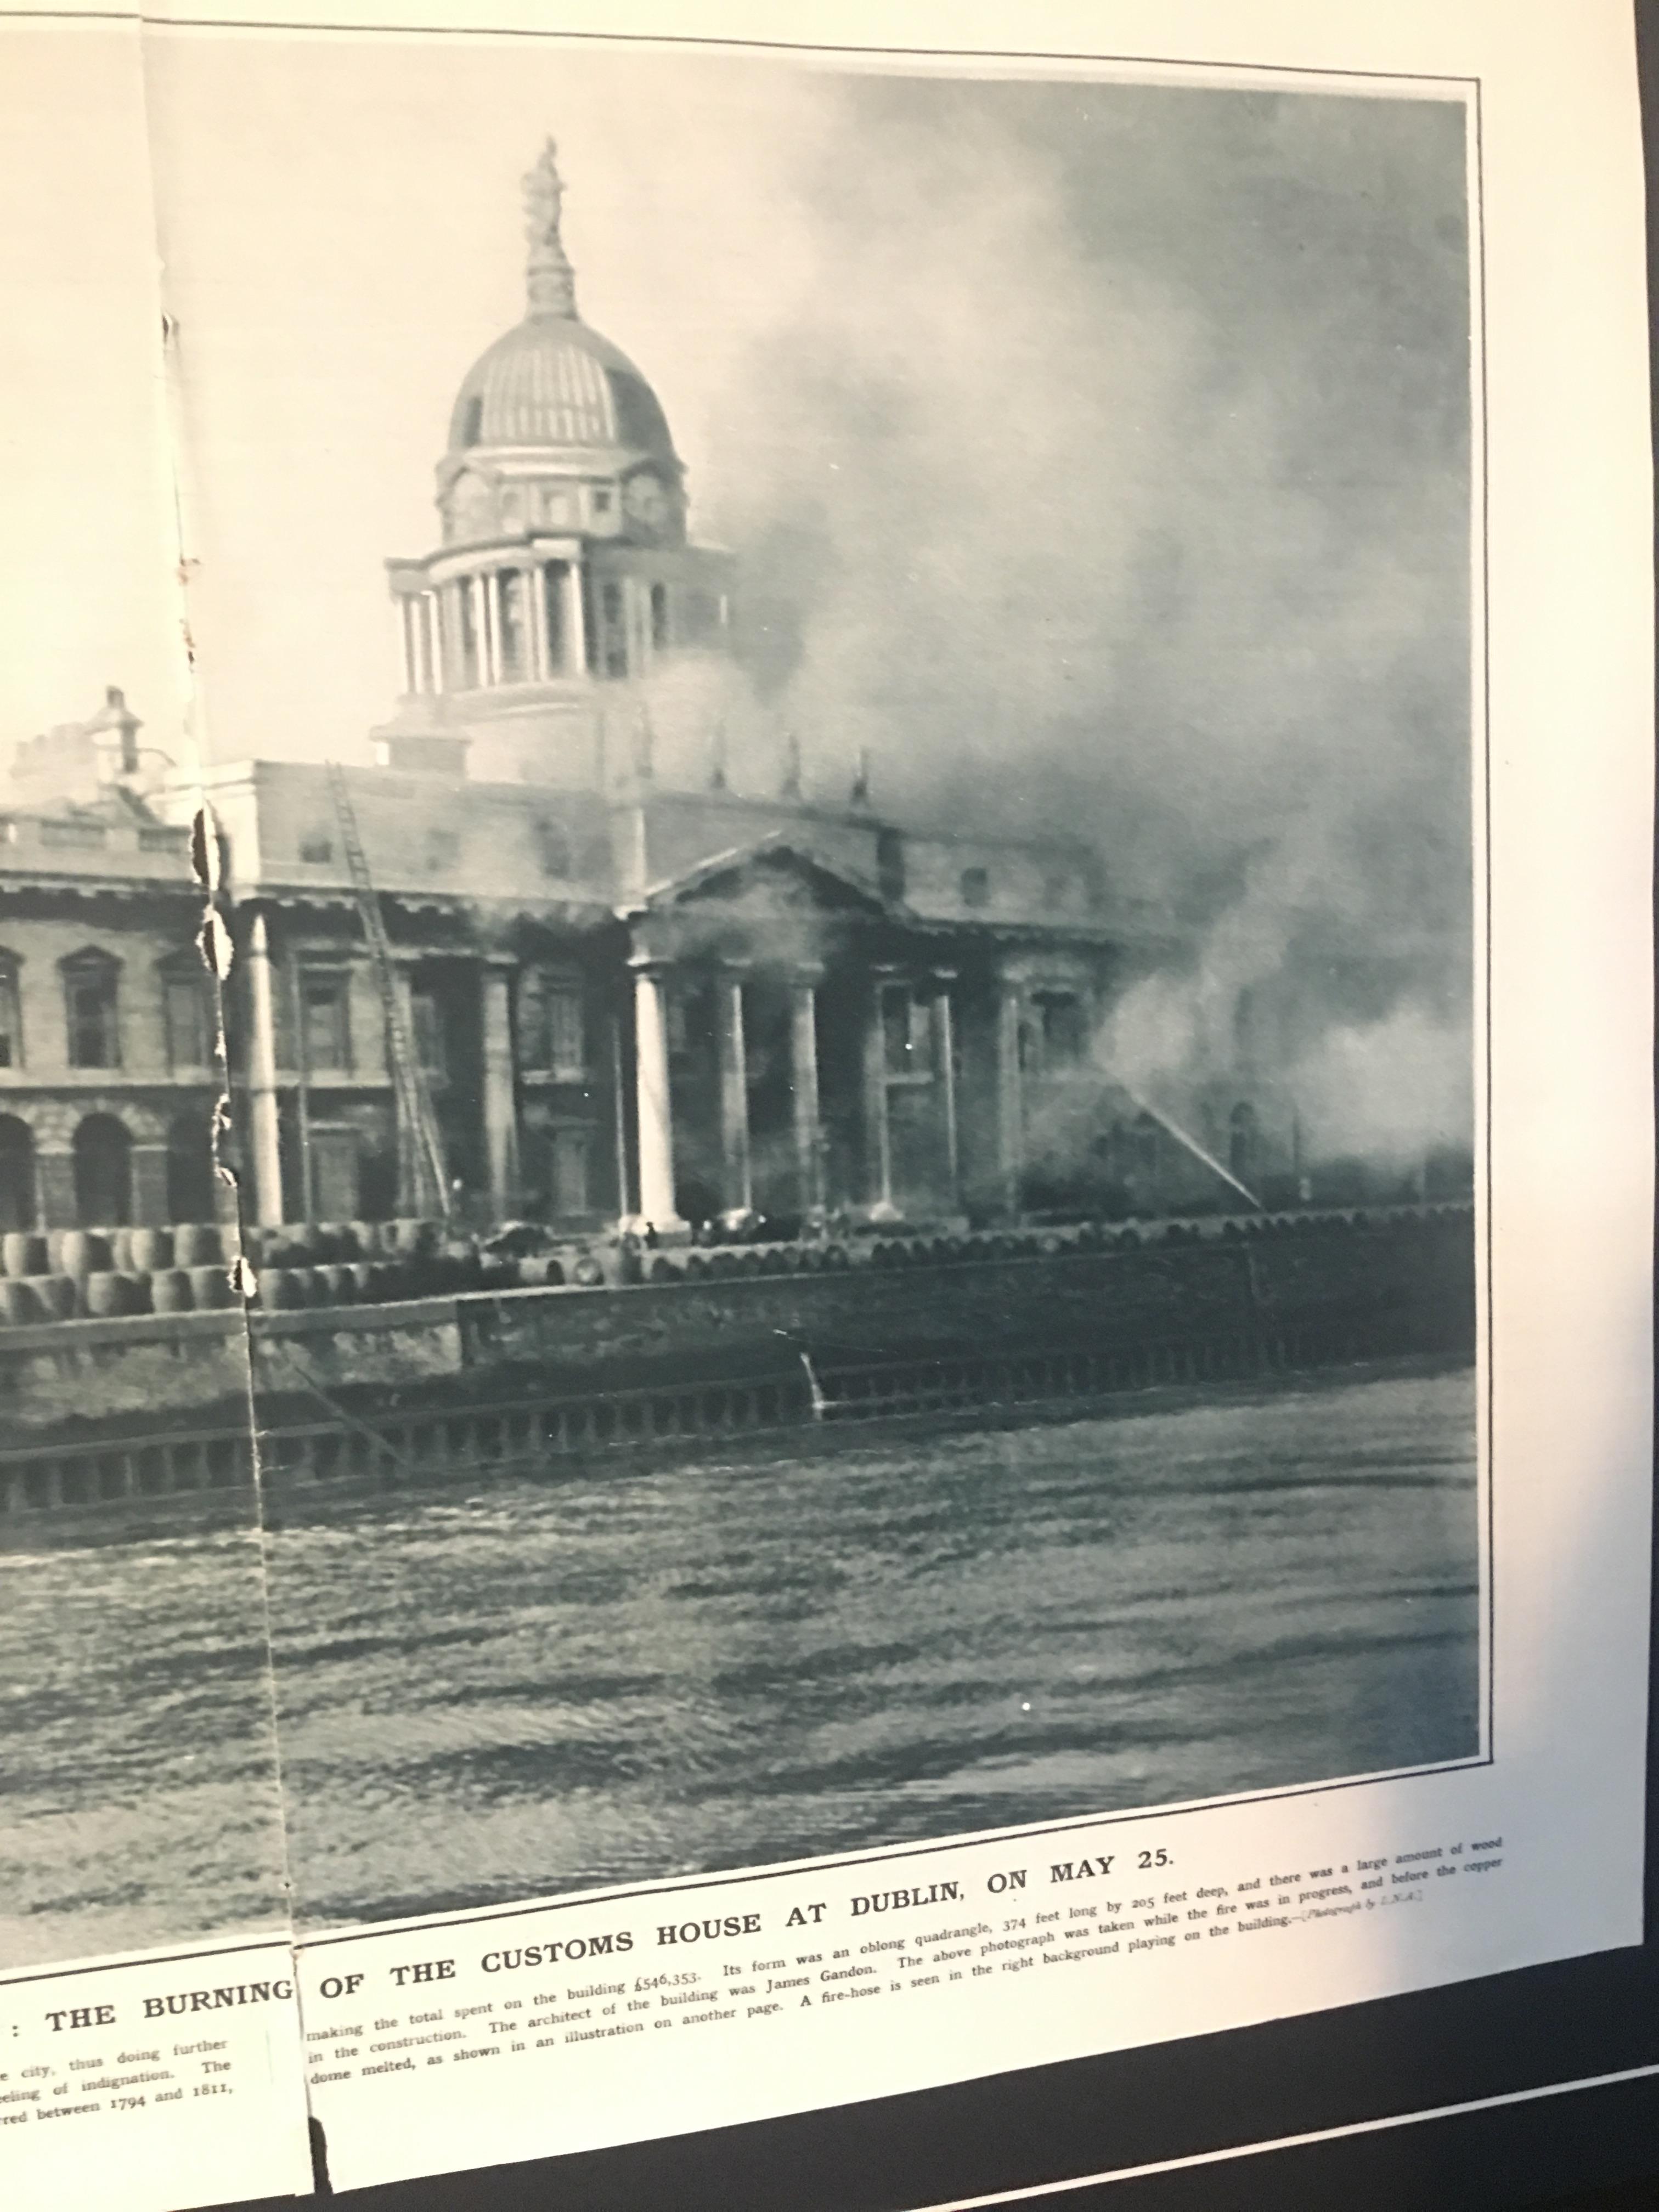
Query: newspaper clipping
xmin=0 ymin=3 xmax=1650 ymax=2206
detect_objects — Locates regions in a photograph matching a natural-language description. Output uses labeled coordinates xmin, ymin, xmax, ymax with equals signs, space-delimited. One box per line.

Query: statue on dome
xmin=523 ymin=138 xmax=578 ymax=319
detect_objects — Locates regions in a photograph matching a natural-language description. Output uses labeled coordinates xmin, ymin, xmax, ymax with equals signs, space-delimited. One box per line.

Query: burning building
xmin=0 ymin=140 xmax=1449 ymax=1242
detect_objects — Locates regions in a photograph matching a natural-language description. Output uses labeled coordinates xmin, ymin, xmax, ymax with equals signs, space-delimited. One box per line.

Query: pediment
xmin=644 ymin=835 xmax=896 ymax=918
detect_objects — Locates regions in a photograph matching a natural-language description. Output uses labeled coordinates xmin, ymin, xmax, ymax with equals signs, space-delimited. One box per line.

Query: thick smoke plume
xmin=652 ymin=75 xmax=1474 ymax=1169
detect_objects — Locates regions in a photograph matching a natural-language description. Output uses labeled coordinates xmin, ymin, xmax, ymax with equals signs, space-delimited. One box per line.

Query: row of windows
xmin=874 ymin=986 xmax=1090 ymax=1082
xmin=296 ymin=816 xmax=584 ymax=881
xmin=958 ymin=867 xmax=1077 ymax=911
xmin=0 ymin=950 xmax=213 ymax=1075
xmin=292 ymin=967 xmax=586 ymax=1082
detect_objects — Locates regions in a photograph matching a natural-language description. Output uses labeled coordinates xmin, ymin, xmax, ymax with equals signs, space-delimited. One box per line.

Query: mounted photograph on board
xmin=0 ymin=3 xmax=1649 ymax=2207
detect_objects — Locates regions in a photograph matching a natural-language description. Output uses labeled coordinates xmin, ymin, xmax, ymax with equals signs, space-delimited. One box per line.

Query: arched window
xmin=73 ymin=1113 xmax=132 ymax=1227
xmin=1229 ymin=1101 xmax=1259 ymax=1184
xmin=62 ymin=949 xmax=121 ymax=1069
xmin=166 ymin=1112 xmax=216 ymax=1225
xmin=0 ymin=1115 xmax=36 ymax=1231
xmin=0 ymin=952 xmax=22 ymax=1068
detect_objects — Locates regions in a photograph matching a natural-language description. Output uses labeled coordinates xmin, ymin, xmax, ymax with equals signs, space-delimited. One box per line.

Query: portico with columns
xmin=611 ymin=840 xmax=1082 ymax=1235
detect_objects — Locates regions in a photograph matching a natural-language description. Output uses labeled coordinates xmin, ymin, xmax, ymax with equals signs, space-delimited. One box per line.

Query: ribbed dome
xmin=447 ymin=315 xmax=676 ymax=459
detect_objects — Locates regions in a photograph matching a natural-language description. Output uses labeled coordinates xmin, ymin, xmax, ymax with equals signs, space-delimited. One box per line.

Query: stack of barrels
xmin=242 ymin=1218 xmax=588 ymax=1312
xmin=0 ymin=1223 xmax=238 ymax=1322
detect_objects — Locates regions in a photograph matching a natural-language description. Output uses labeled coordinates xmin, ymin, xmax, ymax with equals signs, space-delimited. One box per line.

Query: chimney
xmin=850 ymin=747 xmax=872 ymax=809
xmin=780 ymin=730 xmax=802 ymax=802
xmin=100 ymin=687 xmax=140 ymax=778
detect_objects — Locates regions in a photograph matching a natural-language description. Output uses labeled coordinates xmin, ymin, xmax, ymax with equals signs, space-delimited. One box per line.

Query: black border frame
xmin=112 ymin=0 xmax=1654 ymax=2200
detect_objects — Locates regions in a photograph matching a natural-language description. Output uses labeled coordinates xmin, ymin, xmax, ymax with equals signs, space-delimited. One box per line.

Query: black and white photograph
xmin=1 ymin=28 xmax=1481 ymax=1959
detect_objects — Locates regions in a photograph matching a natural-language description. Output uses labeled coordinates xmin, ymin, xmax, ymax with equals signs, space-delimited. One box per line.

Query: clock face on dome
xmin=622 ymin=469 xmax=672 ymax=540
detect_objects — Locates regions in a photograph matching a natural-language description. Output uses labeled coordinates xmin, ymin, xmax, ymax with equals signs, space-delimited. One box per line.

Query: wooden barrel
xmin=174 ymin=1223 xmax=223 ymax=1268
xmin=150 ymin=1268 xmax=195 ymax=1314
xmin=189 ymin=1264 xmax=235 ymax=1311
xmin=129 ymin=1227 xmax=174 ymax=1273
xmin=2 ymin=1232 xmax=47 ymax=1279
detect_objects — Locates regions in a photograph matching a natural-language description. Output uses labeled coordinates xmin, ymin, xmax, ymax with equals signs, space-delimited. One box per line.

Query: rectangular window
xmin=551 ymin=1127 xmax=589 ymax=1217
xmin=1040 ymin=994 xmax=1086 ymax=1070
xmin=650 ymin=582 xmax=669 ymax=652
xmin=165 ymin=975 xmax=210 ymax=1070
xmin=882 ymin=985 xmax=933 ymax=1080
xmin=300 ymin=972 xmax=350 ymax=1074
xmin=65 ymin=961 xmax=119 ymax=1069
xmin=541 ymin=563 xmax=566 ymax=672
xmin=0 ymin=965 xmax=20 ymax=1068
xmin=520 ymin=972 xmax=584 ymax=1079
xmin=601 ymin=582 xmax=628 ymax=679
xmin=410 ymin=989 xmax=447 ymax=1080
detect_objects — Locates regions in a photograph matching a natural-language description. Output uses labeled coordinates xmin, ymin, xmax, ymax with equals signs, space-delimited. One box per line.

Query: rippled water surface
xmin=263 ymin=1361 xmax=1479 ymax=1930
xmin=0 ymin=1362 xmax=1479 ymax=1962
xmin=0 ymin=1525 xmax=287 ymax=1967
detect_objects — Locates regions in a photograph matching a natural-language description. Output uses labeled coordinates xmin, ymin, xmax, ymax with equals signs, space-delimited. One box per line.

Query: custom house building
xmin=0 ymin=144 xmax=1311 ymax=1245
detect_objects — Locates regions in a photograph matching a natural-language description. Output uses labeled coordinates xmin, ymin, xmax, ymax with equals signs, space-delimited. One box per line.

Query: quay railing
xmin=0 ymin=1308 xmax=1474 ymax=1528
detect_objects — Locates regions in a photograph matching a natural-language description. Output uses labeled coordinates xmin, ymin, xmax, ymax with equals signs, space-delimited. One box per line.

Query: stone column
xmin=996 ymin=975 xmax=1024 ymax=1220
xmin=483 ymin=571 xmax=503 ymax=685
xmin=631 ymin=962 xmax=684 ymax=1234
xmin=418 ymin=597 xmax=438 ymax=690
xmin=245 ymin=912 xmax=285 ymax=1227
xmin=932 ymin=981 xmax=960 ymax=1209
xmin=529 ymin=562 xmax=551 ymax=681
xmin=390 ymin=964 xmax=425 ymax=1216
xmin=715 ymin=969 xmax=752 ymax=1215
xmin=789 ymin=973 xmax=823 ymax=1216
xmin=132 ymin=1143 xmax=171 ymax=1227
xmin=565 ymin=561 xmax=586 ymax=675
xmin=398 ymin=597 xmax=417 ymax=696
xmin=481 ymin=965 xmax=520 ymax=1218
xmin=447 ymin=581 xmax=467 ymax=686
xmin=470 ymin=574 xmax=490 ymax=687
xmin=862 ymin=976 xmax=896 ymax=1218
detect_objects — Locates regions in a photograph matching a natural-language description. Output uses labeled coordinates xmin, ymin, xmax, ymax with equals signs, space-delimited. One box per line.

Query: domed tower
xmin=377 ymin=139 xmax=734 ymax=786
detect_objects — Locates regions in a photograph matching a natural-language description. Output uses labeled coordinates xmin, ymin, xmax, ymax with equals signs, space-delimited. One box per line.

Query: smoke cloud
xmin=140 ymin=46 xmax=1474 ymax=1167
xmin=663 ymin=75 xmax=1475 ymax=1164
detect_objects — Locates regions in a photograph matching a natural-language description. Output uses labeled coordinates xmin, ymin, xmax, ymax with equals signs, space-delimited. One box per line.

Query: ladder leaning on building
xmin=325 ymin=763 xmax=452 ymax=1221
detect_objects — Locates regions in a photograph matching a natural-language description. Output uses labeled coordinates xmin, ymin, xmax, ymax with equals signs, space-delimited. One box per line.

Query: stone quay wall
xmin=0 ymin=1208 xmax=1475 ymax=1447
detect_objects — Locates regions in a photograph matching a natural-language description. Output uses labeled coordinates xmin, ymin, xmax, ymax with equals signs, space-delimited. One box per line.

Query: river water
xmin=0 ymin=1360 xmax=1477 ymax=1963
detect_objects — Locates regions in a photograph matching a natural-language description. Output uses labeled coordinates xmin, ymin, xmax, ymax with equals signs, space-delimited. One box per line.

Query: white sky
xmin=0 ymin=22 xmax=1471 ymax=961
xmin=0 ymin=22 xmax=189 ymax=757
